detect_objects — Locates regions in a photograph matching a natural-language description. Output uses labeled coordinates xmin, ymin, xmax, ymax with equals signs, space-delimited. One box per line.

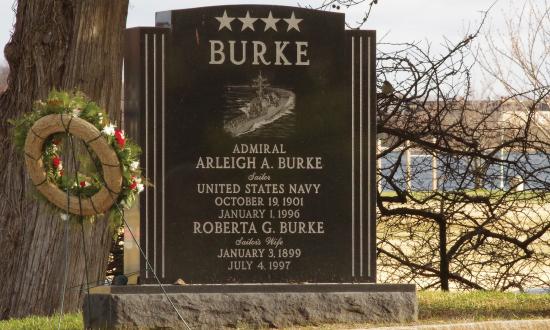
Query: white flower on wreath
xmin=60 ymin=213 xmax=69 ymax=221
xmin=72 ymin=108 xmax=82 ymax=117
xmin=130 ymin=175 xmax=144 ymax=193
xmin=102 ymin=123 xmax=116 ymax=136
xmin=130 ymin=161 xmax=140 ymax=171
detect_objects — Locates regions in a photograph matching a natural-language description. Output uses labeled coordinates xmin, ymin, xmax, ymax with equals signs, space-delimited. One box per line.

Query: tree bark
xmin=0 ymin=0 xmax=128 ymax=318
xmin=439 ymin=219 xmax=450 ymax=291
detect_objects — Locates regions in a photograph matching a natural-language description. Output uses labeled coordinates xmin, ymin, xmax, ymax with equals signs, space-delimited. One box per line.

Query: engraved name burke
xmin=209 ymin=40 xmax=310 ymax=66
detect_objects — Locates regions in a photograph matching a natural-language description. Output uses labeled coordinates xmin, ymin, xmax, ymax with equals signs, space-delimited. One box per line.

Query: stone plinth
xmin=84 ymin=284 xmax=417 ymax=329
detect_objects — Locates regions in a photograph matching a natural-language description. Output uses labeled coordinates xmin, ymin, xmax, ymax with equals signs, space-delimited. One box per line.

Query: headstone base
xmin=84 ymin=284 xmax=417 ymax=329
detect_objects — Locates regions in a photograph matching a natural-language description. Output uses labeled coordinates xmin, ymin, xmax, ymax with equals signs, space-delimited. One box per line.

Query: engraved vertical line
xmin=351 ymin=36 xmax=355 ymax=278
xmin=153 ymin=34 xmax=157 ymax=275
xmin=144 ymin=33 xmax=149 ymax=279
xmin=162 ymin=33 xmax=166 ymax=278
xmin=367 ymin=36 xmax=372 ymax=277
xmin=359 ymin=36 xmax=364 ymax=277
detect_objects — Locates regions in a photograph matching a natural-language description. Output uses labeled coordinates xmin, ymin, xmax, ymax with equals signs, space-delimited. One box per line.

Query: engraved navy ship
xmin=224 ymin=72 xmax=295 ymax=137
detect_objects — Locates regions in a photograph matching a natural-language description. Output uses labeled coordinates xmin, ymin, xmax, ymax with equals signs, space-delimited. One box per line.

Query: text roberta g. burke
xmin=193 ymin=220 xmax=325 ymax=234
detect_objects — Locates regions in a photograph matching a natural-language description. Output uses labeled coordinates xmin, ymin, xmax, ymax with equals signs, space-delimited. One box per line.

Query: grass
xmin=0 ymin=291 xmax=548 ymax=329
xmin=0 ymin=313 xmax=82 ymax=330
xmin=418 ymin=291 xmax=550 ymax=321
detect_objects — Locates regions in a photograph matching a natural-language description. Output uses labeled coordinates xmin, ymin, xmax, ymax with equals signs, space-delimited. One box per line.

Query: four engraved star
xmin=215 ymin=10 xmax=302 ymax=32
xmin=238 ymin=11 xmax=258 ymax=31
xmin=261 ymin=11 xmax=280 ymax=31
xmin=215 ymin=10 xmax=235 ymax=31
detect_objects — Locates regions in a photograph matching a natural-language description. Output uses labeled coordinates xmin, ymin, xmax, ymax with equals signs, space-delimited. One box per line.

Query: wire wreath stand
xmin=23 ymin=113 xmax=191 ymax=330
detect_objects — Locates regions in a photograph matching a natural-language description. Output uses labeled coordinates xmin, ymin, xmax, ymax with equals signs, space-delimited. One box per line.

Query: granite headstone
xmin=124 ymin=5 xmax=376 ymax=284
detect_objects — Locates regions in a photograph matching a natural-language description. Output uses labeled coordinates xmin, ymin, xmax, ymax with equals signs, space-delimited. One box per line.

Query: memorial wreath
xmin=10 ymin=91 xmax=145 ymax=223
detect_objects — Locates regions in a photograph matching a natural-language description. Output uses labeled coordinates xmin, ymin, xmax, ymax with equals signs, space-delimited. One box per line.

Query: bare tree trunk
xmin=0 ymin=0 xmax=128 ymax=318
xmin=439 ymin=219 xmax=450 ymax=291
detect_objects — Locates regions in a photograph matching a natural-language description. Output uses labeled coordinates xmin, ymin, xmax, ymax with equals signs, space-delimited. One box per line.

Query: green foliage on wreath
xmin=9 ymin=90 xmax=146 ymax=225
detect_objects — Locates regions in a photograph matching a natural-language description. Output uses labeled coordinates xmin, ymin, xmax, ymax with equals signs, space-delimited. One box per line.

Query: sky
xmin=0 ymin=0 xmax=508 ymax=66
xmin=126 ymin=0 xmax=501 ymax=45
xmin=0 ymin=0 xmax=519 ymax=98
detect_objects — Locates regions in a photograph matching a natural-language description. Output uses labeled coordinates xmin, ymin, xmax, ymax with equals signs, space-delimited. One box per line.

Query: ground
xmin=0 ymin=291 xmax=548 ymax=329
